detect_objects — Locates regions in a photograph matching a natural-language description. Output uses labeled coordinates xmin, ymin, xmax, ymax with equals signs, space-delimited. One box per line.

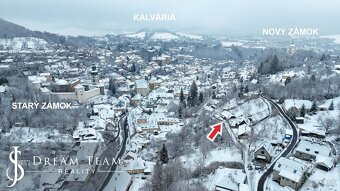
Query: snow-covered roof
xmin=73 ymin=128 xmax=96 ymax=139
xmin=104 ymin=171 xmax=132 ymax=191
xmin=135 ymin=79 xmax=148 ymax=89
xmin=131 ymin=93 xmax=142 ymax=100
xmin=274 ymin=157 xmax=308 ymax=183
xmin=295 ymin=139 xmax=331 ymax=158
xmin=56 ymin=79 xmax=69 ymax=85
xmin=221 ymin=110 xmax=234 ymax=119
xmin=122 ymin=157 xmax=146 ymax=171
xmin=74 ymin=84 xmax=84 ymax=89
xmin=255 ymin=142 xmax=276 ymax=157
xmin=238 ymin=124 xmax=251 ymax=136
xmin=315 ymin=155 xmax=333 ymax=169
xmin=0 ymin=85 xmax=7 ymax=93
xmin=213 ymin=168 xmax=246 ymax=191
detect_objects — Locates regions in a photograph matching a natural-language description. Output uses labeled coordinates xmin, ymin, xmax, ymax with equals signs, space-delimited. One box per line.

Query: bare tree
xmin=199 ymin=137 xmax=212 ymax=160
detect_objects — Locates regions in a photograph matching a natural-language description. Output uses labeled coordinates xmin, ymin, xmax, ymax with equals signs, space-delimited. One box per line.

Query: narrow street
xmin=257 ymin=97 xmax=299 ymax=191
xmin=97 ymin=114 xmax=129 ymax=191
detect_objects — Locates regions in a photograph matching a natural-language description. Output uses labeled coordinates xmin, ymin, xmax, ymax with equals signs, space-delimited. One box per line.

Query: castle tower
xmin=287 ymin=42 xmax=296 ymax=55
xmin=89 ymin=64 xmax=99 ymax=85
xmin=75 ymin=84 xmax=85 ymax=103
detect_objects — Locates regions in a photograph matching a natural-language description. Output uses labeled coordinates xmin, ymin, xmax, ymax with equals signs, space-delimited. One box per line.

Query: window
xmin=278 ymin=164 xmax=281 ymax=168
xmin=315 ymin=151 xmax=319 ymax=154
xmin=293 ymin=170 xmax=297 ymax=173
xmin=306 ymin=148 xmax=310 ymax=151
xmin=261 ymin=151 xmax=265 ymax=154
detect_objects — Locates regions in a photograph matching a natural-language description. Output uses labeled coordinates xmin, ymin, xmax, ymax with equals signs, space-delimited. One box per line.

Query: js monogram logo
xmin=6 ymin=146 xmax=25 ymax=188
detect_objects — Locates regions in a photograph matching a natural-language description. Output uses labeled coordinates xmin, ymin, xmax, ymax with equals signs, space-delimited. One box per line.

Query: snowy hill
xmin=176 ymin=32 xmax=204 ymax=40
xmin=0 ymin=37 xmax=50 ymax=51
xmin=322 ymin=34 xmax=340 ymax=44
xmin=124 ymin=31 xmax=146 ymax=39
xmin=151 ymin=32 xmax=180 ymax=40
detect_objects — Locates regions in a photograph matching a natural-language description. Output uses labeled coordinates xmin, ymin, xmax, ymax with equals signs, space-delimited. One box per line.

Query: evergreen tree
xmin=199 ymin=92 xmax=204 ymax=103
xmin=258 ymin=62 xmax=264 ymax=75
xmin=244 ymin=85 xmax=249 ymax=93
xmin=189 ymin=81 xmax=198 ymax=106
xmin=212 ymin=91 xmax=216 ymax=99
xmin=108 ymin=78 xmax=116 ymax=94
xmin=311 ymin=100 xmax=318 ymax=113
xmin=180 ymin=88 xmax=185 ymax=103
xmin=151 ymin=161 xmax=163 ymax=191
xmin=329 ymin=101 xmax=334 ymax=110
xmin=270 ymin=55 xmax=279 ymax=74
xmin=178 ymin=106 xmax=182 ymax=118
xmin=131 ymin=63 xmax=136 ymax=72
xmin=186 ymin=96 xmax=191 ymax=107
xmin=287 ymin=108 xmax=298 ymax=120
xmin=300 ymin=104 xmax=305 ymax=117
xmin=160 ymin=144 xmax=169 ymax=164
xmin=310 ymin=74 xmax=316 ymax=82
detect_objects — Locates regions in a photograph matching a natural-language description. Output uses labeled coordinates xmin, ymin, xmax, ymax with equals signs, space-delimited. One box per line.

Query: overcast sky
xmin=1 ymin=0 xmax=339 ymax=36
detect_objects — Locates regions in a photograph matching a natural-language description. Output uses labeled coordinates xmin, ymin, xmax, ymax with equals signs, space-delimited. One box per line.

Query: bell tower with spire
xmin=89 ymin=64 xmax=99 ymax=85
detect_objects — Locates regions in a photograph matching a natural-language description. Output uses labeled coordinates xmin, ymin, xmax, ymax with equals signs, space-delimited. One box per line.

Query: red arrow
xmin=207 ymin=123 xmax=222 ymax=142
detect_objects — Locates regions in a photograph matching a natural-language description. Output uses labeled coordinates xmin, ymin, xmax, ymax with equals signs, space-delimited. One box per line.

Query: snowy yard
xmin=3 ymin=127 xmax=73 ymax=143
xmin=229 ymin=98 xmax=270 ymax=122
xmin=179 ymin=147 xmax=242 ymax=170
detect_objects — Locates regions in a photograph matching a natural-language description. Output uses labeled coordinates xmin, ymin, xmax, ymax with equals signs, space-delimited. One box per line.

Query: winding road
xmin=97 ymin=114 xmax=129 ymax=191
xmin=257 ymin=96 xmax=299 ymax=191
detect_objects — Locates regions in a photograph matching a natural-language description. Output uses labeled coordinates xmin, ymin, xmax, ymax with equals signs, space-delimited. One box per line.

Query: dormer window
xmin=306 ymin=148 xmax=310 ymax=151
xmin=315 ymin=151 xmax=319 ymax=154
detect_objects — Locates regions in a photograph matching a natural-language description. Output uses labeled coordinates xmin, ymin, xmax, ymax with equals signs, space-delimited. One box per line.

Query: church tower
xmin=89 ymin=64 xmax=99 ymax=85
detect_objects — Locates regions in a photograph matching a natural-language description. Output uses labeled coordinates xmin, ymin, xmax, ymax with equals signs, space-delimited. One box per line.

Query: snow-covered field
xmin=3 ymin=127 xmax=72 ymax=143
xmin=176 ymin=32 xmax=203 ymax=40
xmin=268 ymin=70 xmax=306 ymax=84
xmin=221 ymin=41 xmax=244 ymax=47
xmin=301 ymin=166 xmax=340 ymax=191
xmin=125 ymin=32 xmax=146 ymax=39
xmin=253 ymin=115 xmax=287 ymax=141
xmin=298 ymin=96 xmax=340 ymax=136
xmin=179 ymin=147 xmax=242 ymax=170
xmin=151 ymin=32 xmax=180 ymax=40
xmin=322 ymin=35 xmax=340 ymax=44
xmin=229 ymin=98 xmax=270 ymax=121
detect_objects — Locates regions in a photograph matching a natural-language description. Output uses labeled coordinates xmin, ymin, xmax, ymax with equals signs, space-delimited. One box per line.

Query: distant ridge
xmin=0 ymin=18 xmax=99 ymax=47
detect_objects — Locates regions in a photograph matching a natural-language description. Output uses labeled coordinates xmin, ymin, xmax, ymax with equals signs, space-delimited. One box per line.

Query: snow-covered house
xmin=211 ymin=167 xmax=247 ymax=191
xmin=0 ymin=85 xmax=7 ymax=97
xmin=105 ymin=170 xmax=132 ymax=191
xmin=122 ymin=157 xmax=146 ymax=174
xmin=149 ymin=77 xmax=162 ymax=90
xmin=315 ymin=155 xmax=334 ymax=171
xmin=294 ymin=139 xmax=332 ymax=161
xmin=135 ymin=79 xmax=149 ymax=96
xmin=221 ymin=110 xmax=235 ymax=120
xmin=130 ymin=94 xmax=142 ymax=105
xmin=283 ymin=99 xmax=313 ymax=114
xmin=237 ymin=124 xmax=251 ymax=139
xmin=272 ymin=157 xmax=309 ymax=190
xmin=73 ymin=128 xmax=97 ymax=142
xmin=229 ymin=117 xmax=250 ymax=128
xmin=254 ymin=143 xmax=276 ymax=163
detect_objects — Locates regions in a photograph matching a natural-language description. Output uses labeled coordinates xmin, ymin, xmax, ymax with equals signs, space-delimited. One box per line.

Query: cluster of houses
xmin=253 ymin=137 xmax=335 ymax=190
